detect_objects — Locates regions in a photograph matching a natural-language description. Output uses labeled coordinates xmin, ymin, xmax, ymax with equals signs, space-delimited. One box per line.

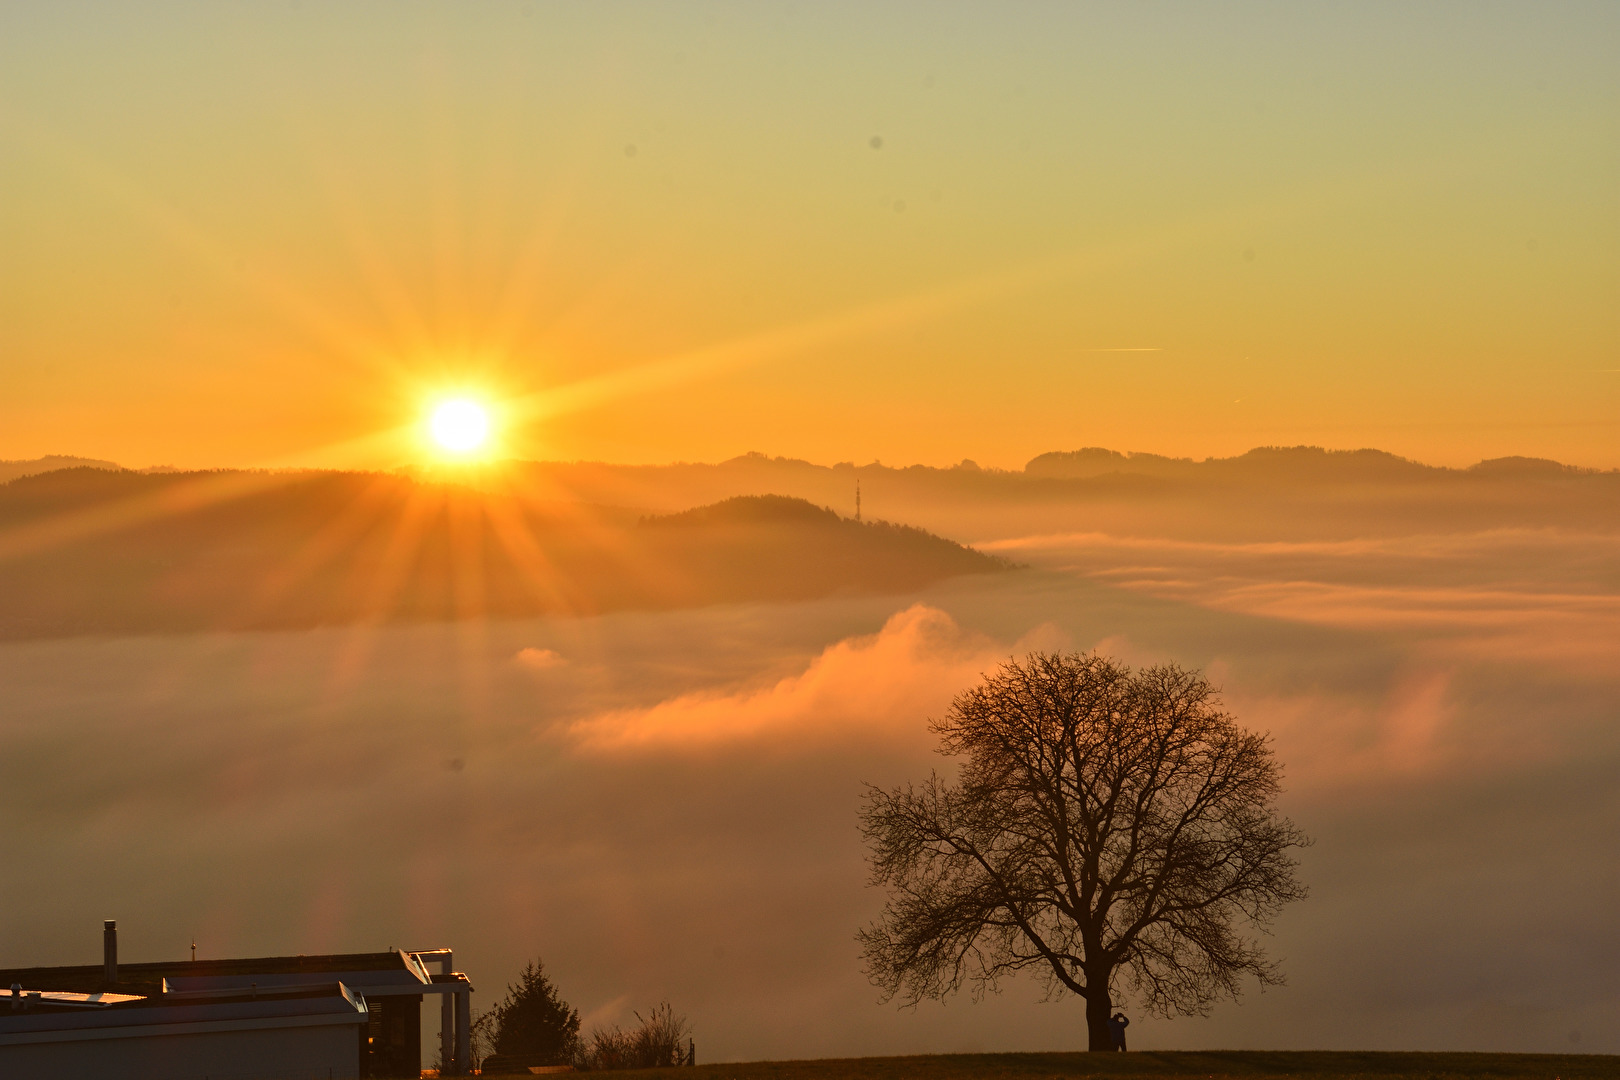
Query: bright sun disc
xmin=429 ymin=399 xmax=490 ymax=454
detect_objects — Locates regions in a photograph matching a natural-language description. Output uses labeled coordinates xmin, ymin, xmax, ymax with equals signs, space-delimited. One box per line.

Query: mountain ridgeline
xmin=0 ymin=469 xmax=1006 ymax=640
xmin=489 ymin=446 xmax=1620 ymax=542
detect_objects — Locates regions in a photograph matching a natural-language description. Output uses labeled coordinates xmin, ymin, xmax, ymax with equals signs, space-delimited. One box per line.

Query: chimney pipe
xmin=103 ymin=920 xmax=118 ymax=986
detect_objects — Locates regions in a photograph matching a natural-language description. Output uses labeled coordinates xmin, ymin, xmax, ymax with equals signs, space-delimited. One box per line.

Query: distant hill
xmin=1025 ymin=444 xmax=1616 ymax=484
xmin=492 ymin=447 xmax=1620 ymax=543
xmin=1024 ymin=445 xmax=1441 ymax=482
xmin=0 ymin=469 xmax=1006 ymax=640
xmin=0 ymin=455 xmax=121 ymax=485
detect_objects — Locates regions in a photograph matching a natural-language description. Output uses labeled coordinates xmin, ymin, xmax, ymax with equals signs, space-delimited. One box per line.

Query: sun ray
xmin=0 ymin=469 xmax=294 ymax=565
xmin=485 ymin=155 xmax=1461 ymax=438
xmin=478 ymin=498 xmax=580 ymax=617
xmin=222 ymin=472 xmax=409 ymax=630
xmin=318 ymin=481 xmax=445 ymax=699
xmin=0 ymin=108 xmax=400 ymax=379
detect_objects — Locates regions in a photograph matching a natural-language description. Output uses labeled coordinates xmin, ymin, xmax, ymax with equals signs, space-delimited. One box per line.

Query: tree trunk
xmin=1084 ymin=972 xmax=1115 ymax=1051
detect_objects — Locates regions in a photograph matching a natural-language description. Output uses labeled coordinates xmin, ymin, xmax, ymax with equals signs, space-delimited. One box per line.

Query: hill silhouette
xmin=0 ymin=454 xmax=121 ymax=485
xmin=0 ymin=469 xmax=1005 ymax=640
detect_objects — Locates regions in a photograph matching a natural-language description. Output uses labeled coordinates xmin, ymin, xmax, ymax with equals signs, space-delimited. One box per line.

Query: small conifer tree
xmin=491 ymin=959 xmax=581 ymax=1065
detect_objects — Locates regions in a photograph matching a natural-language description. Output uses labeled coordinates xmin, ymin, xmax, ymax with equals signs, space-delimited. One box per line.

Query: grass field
xmin=593 ymin=1051 xmax=1616 ymax=1080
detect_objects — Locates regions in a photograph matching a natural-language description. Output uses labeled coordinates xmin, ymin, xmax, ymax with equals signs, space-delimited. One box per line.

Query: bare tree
xmin=465 ymin=1008 xmax=499 ymax=1074
xmin=858 ymin=653 xmax=1309 ymax=1050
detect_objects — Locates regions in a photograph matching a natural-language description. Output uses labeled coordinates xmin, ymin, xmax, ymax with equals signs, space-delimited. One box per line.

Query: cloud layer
xmin=1 ymin=521 xmax=1616 ymax=1061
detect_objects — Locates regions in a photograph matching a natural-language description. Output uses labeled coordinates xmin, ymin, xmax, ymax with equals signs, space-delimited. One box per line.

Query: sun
xmin=428 ymin=398 xmax=491 ymax=455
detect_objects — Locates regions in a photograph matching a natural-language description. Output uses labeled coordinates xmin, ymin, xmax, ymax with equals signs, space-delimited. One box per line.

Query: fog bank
xmin=3 ymin=520 xmax=1616 ymax=1057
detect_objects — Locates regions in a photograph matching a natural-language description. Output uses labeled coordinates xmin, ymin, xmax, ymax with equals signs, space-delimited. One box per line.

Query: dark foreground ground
xmin=599 ymin=1051 xmax=1616 ymax=1080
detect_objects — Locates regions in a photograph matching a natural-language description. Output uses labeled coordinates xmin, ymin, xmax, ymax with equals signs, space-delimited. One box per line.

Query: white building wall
xmin=0 ymin=1020 xmax=361 ymax=1080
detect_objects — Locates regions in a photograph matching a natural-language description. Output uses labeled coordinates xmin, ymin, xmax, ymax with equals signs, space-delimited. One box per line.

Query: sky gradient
xmin=2 ymin=1 xmax=1617 ymax=469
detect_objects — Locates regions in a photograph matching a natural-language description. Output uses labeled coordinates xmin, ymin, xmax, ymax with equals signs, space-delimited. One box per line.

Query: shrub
xmin=579 ymin=1002 xmax=690 ymax=1069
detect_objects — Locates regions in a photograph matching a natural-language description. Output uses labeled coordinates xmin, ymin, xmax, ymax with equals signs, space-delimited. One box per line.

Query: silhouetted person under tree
xmin=1108 ymin=1012 xmax=1130 ymax=1051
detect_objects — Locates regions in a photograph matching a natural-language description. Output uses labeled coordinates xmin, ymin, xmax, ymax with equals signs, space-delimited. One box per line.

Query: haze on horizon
xmin=2 ymin=2 xmax=1617 ymax=472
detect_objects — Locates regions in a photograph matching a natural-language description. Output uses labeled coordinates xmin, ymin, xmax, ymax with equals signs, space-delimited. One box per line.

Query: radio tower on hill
xmin=855 ymin=479 xmax=861 ymax=522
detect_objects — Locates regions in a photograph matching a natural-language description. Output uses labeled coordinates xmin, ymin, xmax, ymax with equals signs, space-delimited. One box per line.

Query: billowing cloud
xmin=516 ymin=646 xmax=569 ymax=670
xmin=570 ymin=605 xmax=1003 ymax=750
xmin=1214 ymin=664 xmax=1466 ymax=791
xmin=566 ymin=605 xmax=1082 ymax=752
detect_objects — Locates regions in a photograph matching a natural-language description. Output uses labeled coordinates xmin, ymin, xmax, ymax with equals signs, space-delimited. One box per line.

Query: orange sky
xmin=2 ymin=2 xmax=1616 ymax=471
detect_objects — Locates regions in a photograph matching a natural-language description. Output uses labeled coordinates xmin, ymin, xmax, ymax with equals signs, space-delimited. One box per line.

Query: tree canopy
xmin=858 ymin=653 xmax=1309 ymax=1050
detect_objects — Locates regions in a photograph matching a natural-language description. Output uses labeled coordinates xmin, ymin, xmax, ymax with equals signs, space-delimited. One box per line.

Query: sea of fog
xmin=2 ymin=527 xmax=1617 ymax=1059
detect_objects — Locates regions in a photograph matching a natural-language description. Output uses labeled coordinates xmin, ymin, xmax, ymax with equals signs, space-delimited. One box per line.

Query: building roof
xmin=0 ymin=949 xmax=454 ymax=998
xmin=0 ymin=981 xmax=368 ymax=1045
